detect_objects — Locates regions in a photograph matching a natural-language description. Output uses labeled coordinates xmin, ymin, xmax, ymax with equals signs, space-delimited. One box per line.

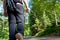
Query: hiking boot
xmin=15 ymin=33 xmax=23 ymax=40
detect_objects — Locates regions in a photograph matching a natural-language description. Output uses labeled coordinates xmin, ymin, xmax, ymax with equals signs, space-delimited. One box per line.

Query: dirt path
xmin=24 ymin=36 xmax=60 ymax=40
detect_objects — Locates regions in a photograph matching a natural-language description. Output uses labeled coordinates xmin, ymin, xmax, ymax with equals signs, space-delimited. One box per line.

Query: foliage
xmin=29 ymin=0 xmax=60 ymax=36
xmin=0 ymin=17 xmax=9 ymax=39
xmin=0 ymin=0 xmax=60 ymax=40
xmin=24 ymin=24 xmax=31 ymax=36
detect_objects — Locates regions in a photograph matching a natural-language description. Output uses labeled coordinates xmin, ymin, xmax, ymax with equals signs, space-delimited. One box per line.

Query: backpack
xmin=6 ymin=0 xmax=16 ymax=11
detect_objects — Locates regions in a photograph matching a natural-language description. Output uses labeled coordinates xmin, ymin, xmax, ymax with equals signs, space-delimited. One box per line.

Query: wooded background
xmin=0 ymin=0 xmax=60 ymax=40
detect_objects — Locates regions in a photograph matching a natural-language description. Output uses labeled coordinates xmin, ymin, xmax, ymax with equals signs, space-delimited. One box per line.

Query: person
xmin=4 ymin=0 xmax=30 ymax=40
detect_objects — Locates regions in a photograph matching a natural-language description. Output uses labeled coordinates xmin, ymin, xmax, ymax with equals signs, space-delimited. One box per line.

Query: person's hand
xmin=26 ymin=7 xmax=30 ymax=13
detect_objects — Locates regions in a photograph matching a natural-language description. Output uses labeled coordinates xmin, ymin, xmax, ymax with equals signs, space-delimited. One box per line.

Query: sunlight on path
xmin=24 ymin=37 xmax=60 ymax=40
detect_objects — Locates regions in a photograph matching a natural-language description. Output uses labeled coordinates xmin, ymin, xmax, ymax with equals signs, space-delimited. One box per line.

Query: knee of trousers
xmin=16 ymin=18 xmax=24 ymax=24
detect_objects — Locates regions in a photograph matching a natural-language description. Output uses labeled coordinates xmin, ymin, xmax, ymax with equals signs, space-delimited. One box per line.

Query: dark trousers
xmin=7 ymin=3 xmax=24 ymax=40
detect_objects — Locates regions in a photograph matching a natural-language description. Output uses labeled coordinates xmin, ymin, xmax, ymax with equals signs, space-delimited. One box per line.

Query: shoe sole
xmin=15 ymin=33 xmax=23 ymax=40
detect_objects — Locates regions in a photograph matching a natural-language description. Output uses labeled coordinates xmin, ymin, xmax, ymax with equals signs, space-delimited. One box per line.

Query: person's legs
xmin=8 ymin=11 xmax=16 ymax=40
xmin=16 ymin=14 xmax=24 ymax=36
xmin=15 ymin=3 xmax=24 ymax=36
xmin=8 ymin=3 xmax=24 ymax=40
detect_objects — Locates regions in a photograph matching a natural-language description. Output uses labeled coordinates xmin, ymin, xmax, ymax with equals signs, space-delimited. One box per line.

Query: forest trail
xmin=24 ymin=36 xmax=60 ymax=40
